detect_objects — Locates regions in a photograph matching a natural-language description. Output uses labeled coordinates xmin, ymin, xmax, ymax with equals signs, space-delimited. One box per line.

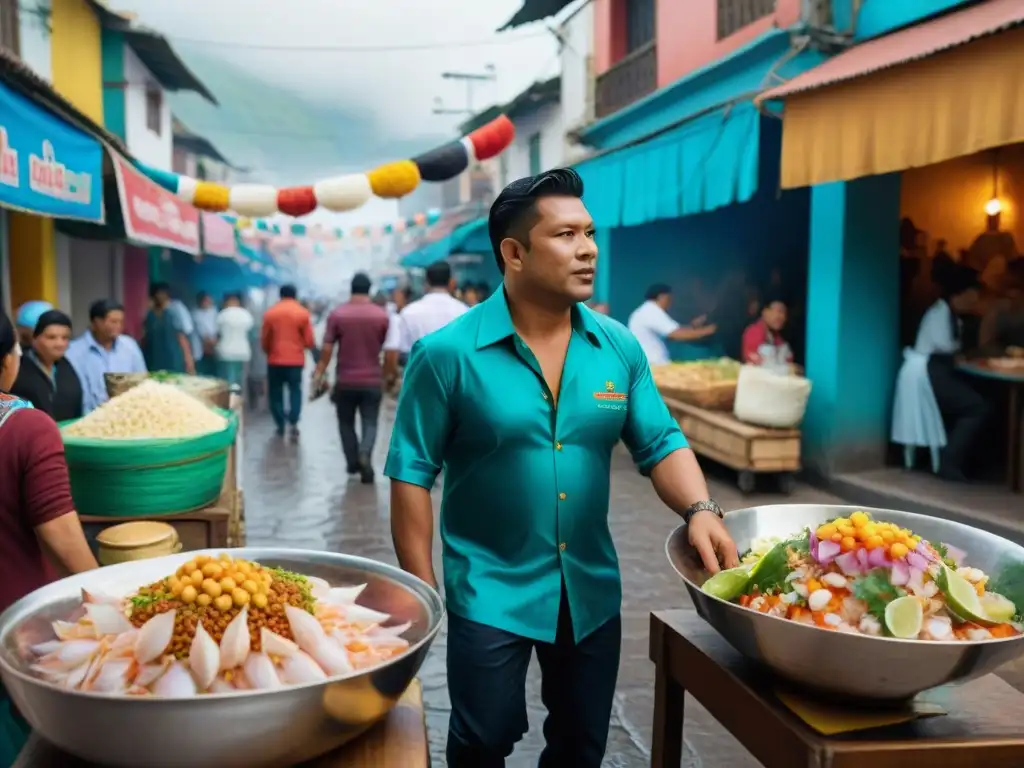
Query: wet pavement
xmin=241 ymin=393 xmax=1024 ymax=767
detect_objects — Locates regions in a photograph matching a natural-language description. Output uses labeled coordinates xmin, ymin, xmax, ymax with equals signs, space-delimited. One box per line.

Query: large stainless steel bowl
xmin=668 ymin=504 xmax=1024 ymax=700
xmin=0 ymin=548 xmax=444 ymax=767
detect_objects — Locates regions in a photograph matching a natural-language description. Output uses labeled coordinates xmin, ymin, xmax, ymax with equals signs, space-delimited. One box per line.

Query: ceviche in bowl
xmin=667 ymin=504 xmax=1024 ymax=699
xmin=704 ymin=511 xmax=1021 ymax=641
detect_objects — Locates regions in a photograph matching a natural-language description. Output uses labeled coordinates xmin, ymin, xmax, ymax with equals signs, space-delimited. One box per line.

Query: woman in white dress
xmin=892 ymin=264 xmax=990 ymax=482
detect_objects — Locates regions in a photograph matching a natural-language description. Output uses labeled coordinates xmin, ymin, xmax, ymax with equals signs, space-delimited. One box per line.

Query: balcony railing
xmin=595 ymin=41 xmax=657 ymax=120
xmin=717 ymin=0 xmax=775 ymax=40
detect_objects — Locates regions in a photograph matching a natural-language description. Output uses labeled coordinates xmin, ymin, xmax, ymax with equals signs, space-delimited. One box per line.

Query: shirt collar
xmin=86 ymin=330 xmax=116 ymax=353
xmin=475 ymin=285 xmax=601 ymax=350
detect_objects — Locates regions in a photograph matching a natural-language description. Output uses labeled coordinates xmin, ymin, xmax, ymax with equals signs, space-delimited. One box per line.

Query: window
xmin=145 ymin=84 xmax=162 ymax=134
xmin=624 ymin=0 xmax=655 ymax=54
xmin=0 ymin=0 xmax=20 ymax=55
xmin=717 ymin=0 xmax=775 ymax=40
xmin=528 ymin=133 xmax=542 ymax=176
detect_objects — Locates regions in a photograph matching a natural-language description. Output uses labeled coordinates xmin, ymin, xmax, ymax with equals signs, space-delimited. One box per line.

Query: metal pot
xmin=0 ymin=548 xmax=444 ymax=767
xmin=667 ymin=504 xmax=1024 ymax=700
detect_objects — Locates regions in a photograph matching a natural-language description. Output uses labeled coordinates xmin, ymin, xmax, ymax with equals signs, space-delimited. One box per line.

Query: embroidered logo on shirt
xmin=593 ymin=380 xmax=627 ymax=402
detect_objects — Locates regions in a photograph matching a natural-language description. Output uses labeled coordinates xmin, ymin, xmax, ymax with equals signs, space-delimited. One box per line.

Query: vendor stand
xmin=15 ymin=681 xmax=428 ymax=767
xmin=958 ymin=359 xmax=1024 ymax=493
xmin=650 ymin=610 xmax=1024 ymax=768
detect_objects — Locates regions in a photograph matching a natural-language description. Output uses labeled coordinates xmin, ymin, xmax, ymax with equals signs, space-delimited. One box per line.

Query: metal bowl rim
xmin=667 ymin=503 xmax=1024 ymax=648
xmin=0 ymin=546 xmax=446 ymax=702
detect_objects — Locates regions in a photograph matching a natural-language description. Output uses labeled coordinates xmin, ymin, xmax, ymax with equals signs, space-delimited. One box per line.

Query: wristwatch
xmin=683 ymin=499 xmax=724 ymax=525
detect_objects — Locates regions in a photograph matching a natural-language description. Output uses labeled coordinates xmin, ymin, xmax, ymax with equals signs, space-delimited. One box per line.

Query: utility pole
xmin=432 ymin=64 xmax=496 ymax=116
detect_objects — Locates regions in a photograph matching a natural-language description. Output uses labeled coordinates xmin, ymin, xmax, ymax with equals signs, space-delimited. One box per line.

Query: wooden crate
xmin=663 ymin=397 xmax=801 ymax=491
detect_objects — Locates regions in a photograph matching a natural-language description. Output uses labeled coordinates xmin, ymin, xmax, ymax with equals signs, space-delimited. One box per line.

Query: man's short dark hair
xmin=149 ymin=282 xmax=170 ymax=299
xmin=351 ymin=273 xmax=372 ymax=296
xmin=89 ymin=299 xmax=124 ymax=322
xmin=197 ymin=291 xmax=209 ymax=302
xmin=488 ymin=168 xmax=585 ymax=274
xmin=644 ymin=283 xmax=672 ymax=301
xmin=279 ymin=284 xmax=298 ymax=300
xmin=425 ymin=261 xmax=451 ymax=288
xmin=34 ymin=309 xmax=72 ymax=337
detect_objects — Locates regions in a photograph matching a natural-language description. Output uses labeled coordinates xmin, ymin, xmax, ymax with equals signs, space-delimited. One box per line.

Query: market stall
xmin=61 ymin=375 xmax=247 ymax=557
xmin=652 ymin=360 xmax=808 ymax=493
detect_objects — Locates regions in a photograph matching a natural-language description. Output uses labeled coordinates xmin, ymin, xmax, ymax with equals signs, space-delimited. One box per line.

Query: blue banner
xmin=0 ymin=81 xmax=104 ymax=222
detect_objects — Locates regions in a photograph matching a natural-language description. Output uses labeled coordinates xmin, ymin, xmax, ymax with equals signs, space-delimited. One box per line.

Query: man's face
xmin=463 ymin=288 xmax=480 ymax=306
xmin=763 ymin=301 xmax=787 ymax=331
xmin=199 ymin=295 xmax=212 ymax=309
xmin=154 ymin=290 xmax=169 ymax=308
xmin=93 ymin=310 xmax=124 ymax=342
xmin=656 ymin=293 xmax=673 ymax=311
xmin=506 ymin=196 xmax=597 ymax=303
xmin=34 ymin=324 xmax=70 ymax=360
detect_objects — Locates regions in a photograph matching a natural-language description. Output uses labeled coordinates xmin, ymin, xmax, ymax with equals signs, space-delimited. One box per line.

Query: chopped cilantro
xmin=852 ymin=569 xmax=905 ymax=622
xmin=748 ymin=533 xmax=811 ymax=595
xmin=129 ymin=592 xmax=170 ymax=610
xmin=988 ymin=561 xmax=1024 ymax=624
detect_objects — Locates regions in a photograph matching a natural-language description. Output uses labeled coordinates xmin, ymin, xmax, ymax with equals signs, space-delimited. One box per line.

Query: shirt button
xmin=559 ymin=542 xmax=567 ymax=552
xmin=558 ymin=492 xmax=567 ymax=500
xmin=555 ymin=441 xmax=562 ymax=451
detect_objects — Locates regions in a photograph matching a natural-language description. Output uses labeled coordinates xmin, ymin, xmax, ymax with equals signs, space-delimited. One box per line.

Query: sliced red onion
xmin=856 ymin=548 xmax=870 ymax=570
xmin=867 ymin=547 xmax=890 ymax=569
xmin=914 ymin=539 xmax=939 ymax=562
xmin=817 ymin=540 xmax=841 ymax=563
xmin=809 ymin=530 xmax=820 ymax=559
xmin=942 ymin=542 xmax=965 ymax=566
xmin=835 ymin=551 xmax=862 ymax=576
xmin=906 ymin=551 xmax=930 ymax=572
xmin=907 ymin=566 xmax=925 ymax=594
xmin=890 ymin=560 xmax=910 ymax=586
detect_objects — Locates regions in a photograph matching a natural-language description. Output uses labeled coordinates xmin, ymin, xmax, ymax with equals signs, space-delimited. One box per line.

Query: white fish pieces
xmin=260 ymin=627 xmax=298 ymax=658
xmin=152 ymin=661 xmax=198 ymax=697
xmin=285 ymin=605 xmax=352 ymax=676
xmin=135 ymin=660 xmax=170 ymax=688
xmin=189 ymin=624 xmax=220 ymax=690
xmin=278 ymin=651 xmax=328 ymax=685
xmin=135 ymin=610 xmax=176 ymax=664
xmin=305 ymin=577 xmax=331 ymax=600
xmin=322 ymin=585 xmax=367 ymax=606
xmin=37 ymin=640 xmax=101 ymax=672
xmin=243 ymin=653 xmax=282 ymax=690
xmin=219 ymin=606 xmax=251 ymax=671
xmin=84 ymin=603 xmax=134 ymax=637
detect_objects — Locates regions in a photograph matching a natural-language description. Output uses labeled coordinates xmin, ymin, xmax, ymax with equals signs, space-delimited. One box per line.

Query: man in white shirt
xmin=215 ymin=292 xmax=255 ymax=388
xmin=627 ymin=283 xmax=717 ymax=365
xmin=383 ymin=261 xmax=468 ymax=387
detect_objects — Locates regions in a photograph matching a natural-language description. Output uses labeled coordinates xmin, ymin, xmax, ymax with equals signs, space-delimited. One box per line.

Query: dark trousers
xmin=446 ymin=587 xmax=621 ymax=768
xmin=267 ymin=365 xmax=303 ymax=430
xmin=333 ymin=386 xmax=383 ymax=468
xmin=928 ymin=356 xmax=991 ymax=476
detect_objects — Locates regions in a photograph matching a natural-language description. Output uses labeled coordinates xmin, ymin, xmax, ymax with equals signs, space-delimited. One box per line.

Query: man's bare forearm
xmin=390 ymin=480 xmax=438 ymax=588
xmin=649 ymin=448 xmax=711 ymax=517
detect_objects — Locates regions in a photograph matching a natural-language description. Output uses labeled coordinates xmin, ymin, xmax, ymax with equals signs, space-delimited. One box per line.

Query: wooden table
xmin=15 ymin=680 xmax=428 ymax=768
xmin=959 ymin=361 xmax=1024 ymax=493
xmin=650 ymin=610 xmax=1024 ymax=768
xmin=662 ymin=397 xmax=801 ymax=494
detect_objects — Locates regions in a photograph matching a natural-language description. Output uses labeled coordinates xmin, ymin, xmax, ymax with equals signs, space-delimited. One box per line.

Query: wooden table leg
xmin=651 ymin=665 xmax=685 ymax=767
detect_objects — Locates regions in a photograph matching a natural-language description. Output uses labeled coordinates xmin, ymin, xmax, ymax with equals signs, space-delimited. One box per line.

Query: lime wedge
xmin=980 ymin=593 xmax=1017 ymax=623
xmin=885 ymin=595 xmax=924 ymax=639
xmin=937 ymin=565 xmax=998 ymax=627
xmin=701 ymin=565 xmax=752 ymax=601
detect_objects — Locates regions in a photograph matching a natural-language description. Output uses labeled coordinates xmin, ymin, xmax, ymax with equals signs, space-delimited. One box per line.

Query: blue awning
xmin=401 ymin=217 xmax=490 ymax=268
xmin=577 ymin=101 xmax=760 ymax=228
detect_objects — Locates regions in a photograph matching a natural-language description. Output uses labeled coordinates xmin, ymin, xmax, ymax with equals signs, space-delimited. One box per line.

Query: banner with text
xmin=112 ymin=152 xmax=200 ymax=254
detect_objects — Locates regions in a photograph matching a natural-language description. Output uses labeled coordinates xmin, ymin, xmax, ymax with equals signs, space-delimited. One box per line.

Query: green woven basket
xmin=60 ymin=409 xmax=238 ymax=518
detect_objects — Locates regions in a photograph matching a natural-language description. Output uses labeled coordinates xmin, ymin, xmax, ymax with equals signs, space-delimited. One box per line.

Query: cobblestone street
xmin=241 ymin=394 xmax=1023 ymax=767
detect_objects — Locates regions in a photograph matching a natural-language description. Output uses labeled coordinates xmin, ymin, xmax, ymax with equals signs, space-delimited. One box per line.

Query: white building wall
xmin=17 ymin=0 xmax=52 ymax=81
xmin=560 ymin=3 xmax=595 ymax=163
xmin=123 ymin=45 xmax=172 ymax=170
xmin=505 ymin=101 xmax=565 ymax=181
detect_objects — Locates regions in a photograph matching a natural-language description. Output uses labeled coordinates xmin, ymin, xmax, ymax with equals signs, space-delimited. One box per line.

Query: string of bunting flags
xmin=134 ymin=115 xmax=515 ymax=218
xmin=225 ymin=208 xmax=444 ymax=242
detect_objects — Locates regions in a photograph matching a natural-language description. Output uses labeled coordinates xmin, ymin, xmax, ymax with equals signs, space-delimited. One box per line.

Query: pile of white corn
xmin=63 ymin=380 xmax=227 ymax=440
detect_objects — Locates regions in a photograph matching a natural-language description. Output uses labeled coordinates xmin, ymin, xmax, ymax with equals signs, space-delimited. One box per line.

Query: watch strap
xmin=683 ymin=499 xmax=723 ymax=524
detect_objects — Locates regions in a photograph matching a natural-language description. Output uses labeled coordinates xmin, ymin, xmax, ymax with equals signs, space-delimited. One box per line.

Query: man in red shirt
xmin=741 ymin=296 xmax=795 ymax=372
xmin=260 ymin=284 xmax=317 ymax=439
xmin=313 ymin=273 xmax=390 ymax=483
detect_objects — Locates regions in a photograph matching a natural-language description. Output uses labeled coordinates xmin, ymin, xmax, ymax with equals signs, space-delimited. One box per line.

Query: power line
xmin=167 ymin=30 xmax=547 ymax=53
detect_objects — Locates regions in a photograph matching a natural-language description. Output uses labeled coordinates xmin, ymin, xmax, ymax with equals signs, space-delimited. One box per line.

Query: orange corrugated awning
xmin=757 ymin=0 xmax=1024 ymax=189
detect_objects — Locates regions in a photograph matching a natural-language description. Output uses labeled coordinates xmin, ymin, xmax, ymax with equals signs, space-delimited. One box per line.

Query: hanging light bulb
xmin=985 ymin=198 xmax=1002 ymax=216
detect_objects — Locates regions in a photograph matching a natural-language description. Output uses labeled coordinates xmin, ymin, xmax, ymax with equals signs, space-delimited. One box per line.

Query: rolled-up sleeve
xmin=621 ymin=338 xmax=688 ymax=475
xmin=384 ymin=340 xmax=452 ymax=489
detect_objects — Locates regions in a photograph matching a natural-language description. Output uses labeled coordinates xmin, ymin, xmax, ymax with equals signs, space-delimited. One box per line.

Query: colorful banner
xmin=201 ymin=211 xmax=236 ymax=257
xmin=0 ymin=81 xmax=104 ymax=222
xmin=112 ymin=152 xmax=200 ymax=255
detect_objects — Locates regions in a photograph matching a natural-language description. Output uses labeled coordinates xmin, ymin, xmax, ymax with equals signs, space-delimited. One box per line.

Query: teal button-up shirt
xmin=384 ymin=289 xmax=687 ymax=643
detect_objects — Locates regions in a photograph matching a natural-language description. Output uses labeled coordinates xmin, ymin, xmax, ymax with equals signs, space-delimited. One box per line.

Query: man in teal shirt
xmin=386 ymin=169 xmax=738 ymax=767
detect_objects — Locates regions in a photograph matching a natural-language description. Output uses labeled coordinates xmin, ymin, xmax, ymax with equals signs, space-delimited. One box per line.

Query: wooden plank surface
xmin=16 ymin=680 xmax=429 ymax=768
xmin=663 ymin=397 xmax=801 ymax=440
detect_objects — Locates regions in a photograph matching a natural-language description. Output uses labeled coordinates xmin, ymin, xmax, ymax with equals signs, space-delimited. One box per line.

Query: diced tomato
xmin=989 ymin=623 xmax=1019 ymax=639
xmin=812 ymin=612 xmax=836 ymax=630
xmin=739 ymin=595 xmax=752 ymax=608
